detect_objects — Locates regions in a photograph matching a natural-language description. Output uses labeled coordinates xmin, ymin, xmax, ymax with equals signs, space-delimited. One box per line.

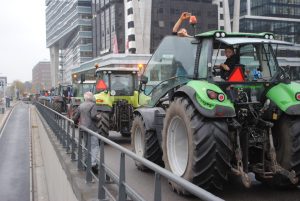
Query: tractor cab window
xmin=141 ymin=36 xmax=197 ymax=106
xmin=212 ymin=40 xmax=279 ymax=82
xmin=78 ymin=83 xmax=95 ymax=96
xmin=110 ymin=73 xmax=134 ymax=96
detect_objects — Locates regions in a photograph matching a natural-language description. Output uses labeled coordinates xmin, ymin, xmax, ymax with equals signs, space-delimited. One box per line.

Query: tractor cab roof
xmin=196 ymin=30 xmax=275 ymax=39
xmin=216 ymin=37 xmax=293 ymax=46
xmin=196 ymin=30 xmax=294 ymax=45
xmin=95 ymin=66 xmax=139 ymax=73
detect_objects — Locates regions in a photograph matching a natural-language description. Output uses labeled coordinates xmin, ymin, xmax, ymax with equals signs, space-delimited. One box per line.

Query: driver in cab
xmin=219 ymin=46 xmax=239 ymax=80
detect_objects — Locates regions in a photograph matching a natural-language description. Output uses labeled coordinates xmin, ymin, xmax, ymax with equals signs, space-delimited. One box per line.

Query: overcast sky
xmin=0 ymin=0 xmax=50 ymax=83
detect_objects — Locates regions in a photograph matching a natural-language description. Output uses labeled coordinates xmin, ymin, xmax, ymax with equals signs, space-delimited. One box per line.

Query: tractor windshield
xmin=211 ymin=38 xmax=285 ymax=82
xmin=110 ymin=73 xmax=136 ymax=96
xmin=273 ymin=44 xmax=300 ymax=82
xmin=78 ymin=83 xmax=95 ymax=96
xmin=141 ymin=36 xmax=197 ymax=102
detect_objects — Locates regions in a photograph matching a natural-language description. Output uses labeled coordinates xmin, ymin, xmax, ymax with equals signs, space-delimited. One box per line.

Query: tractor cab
xmin=95 ymin=67 xmax=139 ymax=97
xmin=94 ymin=66 xmax=140 ymax=137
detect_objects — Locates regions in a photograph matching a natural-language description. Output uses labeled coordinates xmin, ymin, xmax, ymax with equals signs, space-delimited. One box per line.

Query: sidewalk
xmin=0 ymin=101 xmax=18 ymax=133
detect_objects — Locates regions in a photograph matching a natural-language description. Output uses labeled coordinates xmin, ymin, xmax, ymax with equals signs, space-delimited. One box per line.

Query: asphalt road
xmin=104 ymin=132 xmax=300 ymax=201
xmin=0 ymin=103 xmax=30 ymax=201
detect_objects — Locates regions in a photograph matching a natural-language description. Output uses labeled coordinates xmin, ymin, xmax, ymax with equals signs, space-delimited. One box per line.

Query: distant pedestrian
xmin=5 ymin=96 xmax=10 ymax=108
xmin=72 ymin=91 xmax=100 ymax=174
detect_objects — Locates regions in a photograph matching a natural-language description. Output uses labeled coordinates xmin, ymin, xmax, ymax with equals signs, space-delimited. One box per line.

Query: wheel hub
xmin=134 ymin=127 xmax=144 ymax=157
xmin=167 ymin=116 xmax=189 ymax=176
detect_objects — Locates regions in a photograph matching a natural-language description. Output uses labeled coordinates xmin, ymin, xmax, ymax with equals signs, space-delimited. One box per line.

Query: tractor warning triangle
xmin=228 ymin=66 xmax=245 ymax=82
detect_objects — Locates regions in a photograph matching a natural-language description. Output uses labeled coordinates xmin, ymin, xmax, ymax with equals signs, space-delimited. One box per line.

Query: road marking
xmin=0 ymin=105 xmax=16 ymax=140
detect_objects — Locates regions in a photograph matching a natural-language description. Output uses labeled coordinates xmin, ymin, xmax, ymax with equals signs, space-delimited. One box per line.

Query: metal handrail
xmin=34 ymin=101 xmax=224 ymax=201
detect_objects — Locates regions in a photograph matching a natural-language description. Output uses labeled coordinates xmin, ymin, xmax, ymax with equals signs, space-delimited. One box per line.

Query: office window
xmin=128 ymin=21 xmax=134 ymax=28
xmin=127 ymin=8 xmax=133 ymax=15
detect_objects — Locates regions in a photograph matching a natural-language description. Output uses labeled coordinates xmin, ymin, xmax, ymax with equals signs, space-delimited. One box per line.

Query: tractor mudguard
xmin=94 ymin=105 xmax=112 ymax=112
xmin=174 ymin=84 xmax=236 ymax=118
xmin=267 ymin=82 xmax=300 ymax=115
xmin=134 ymin=107 xmax=165 ymax=131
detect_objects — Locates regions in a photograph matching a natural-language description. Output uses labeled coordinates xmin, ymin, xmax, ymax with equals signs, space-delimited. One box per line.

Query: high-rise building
xmin=46 ymin=0 xmax=93 ymax=86
xmin=91 ymin=0 xmax=218 ymax=56
xmin=212 ymin=0 xmax=225 ymax=30
xmin=229 ymin=0 xmax=300 ymax=43
xmin=32 ymin=61 xmax=52 ymax=93
xmin=92 ymin=0 xmax=125 ymax=58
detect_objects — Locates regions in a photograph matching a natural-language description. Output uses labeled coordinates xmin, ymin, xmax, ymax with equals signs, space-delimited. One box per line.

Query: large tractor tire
xmin=52 ymin=101 xmax=63 ymax=113
xmin=97 ymin=112 xmax=110 ymax=138
xmin=131 ymin=115 xmax=164 ymax=171
xmin=271 ymin=115 xmax=300 ymax=187
xmin=162 ymin=97 xmax=232 ymax=194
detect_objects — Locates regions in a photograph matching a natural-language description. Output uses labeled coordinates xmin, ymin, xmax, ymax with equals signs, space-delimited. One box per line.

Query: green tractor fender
xmin=173 ymin=80 xmax=235 ymax=118
xmin=133 ymin=107 xmax=166 ymax=131
xmin=266 ymin=82 xmax=300 ymax=115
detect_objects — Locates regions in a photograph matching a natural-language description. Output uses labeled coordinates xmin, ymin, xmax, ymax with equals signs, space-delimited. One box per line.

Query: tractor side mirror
xmin=80 ymin=74 xmax=85 ymax=83
xmin=139 ymin=75 xmax=148 ymax=92
xmin=140 ymin=75 xmax=148 ymax=84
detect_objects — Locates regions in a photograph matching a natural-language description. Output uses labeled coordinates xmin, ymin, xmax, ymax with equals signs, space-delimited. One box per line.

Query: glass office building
xmin=91 ymin=0 xmax=218 ymax=55
xmin=229 ymin=0 xmax=300 ymax=43
xmin=46 ymin=0 xmax=92 ymax=85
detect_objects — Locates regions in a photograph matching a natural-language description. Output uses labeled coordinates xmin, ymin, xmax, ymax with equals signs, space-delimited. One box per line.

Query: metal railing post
xmin=118 ymin=152 xmax=126 ymax=201
xmin=78 ymin=129 xmax=84 ymax=170
xmin=86 ymin=132 xmax=92 ymax=182
xmin=154 ymin=173 xmax=161 ymax=201
xmin=62 ymin=118 xmax=66 ymax=147
xmin=59 ymin=117 xmax=63 ymax=145
xmin=71 ymin=123 xmax=76 ymax=160
xmin=98 ymin=140 xmax=106 ymax=200
xmin=66 ymin=120 xmax=70 ymax=152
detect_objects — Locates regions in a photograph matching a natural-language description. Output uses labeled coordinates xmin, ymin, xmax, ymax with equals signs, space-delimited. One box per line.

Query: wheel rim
xmin=134 ymin=126 xmax=144 ymax=157
xmin=167 ymin=116 xmax=189 ymax=176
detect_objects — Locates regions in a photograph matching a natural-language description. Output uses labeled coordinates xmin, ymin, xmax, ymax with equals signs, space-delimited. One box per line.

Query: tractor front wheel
xmin=162 ymin=97 xmax=232 ymax=194
xmin=131 ymin=115 xmax=163 ymax=171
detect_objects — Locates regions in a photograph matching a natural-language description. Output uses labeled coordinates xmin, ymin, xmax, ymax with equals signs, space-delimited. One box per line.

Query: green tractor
xmin=131 ymin=31 xmax=300 ymax=193
xmin=67 ymin=80 xmax=96 ymax=121
xmin=51 ymin=84 xmax=72 ymax=113
xmin=94 ymin=67 xmax=139 ymax=137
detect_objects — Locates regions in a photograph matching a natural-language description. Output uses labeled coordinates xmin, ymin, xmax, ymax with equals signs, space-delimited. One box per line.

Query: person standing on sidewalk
xmin=5 ymin=96 xmax=10 ymax=108
xmin=72 ymin=91 xmax=100 ymax=174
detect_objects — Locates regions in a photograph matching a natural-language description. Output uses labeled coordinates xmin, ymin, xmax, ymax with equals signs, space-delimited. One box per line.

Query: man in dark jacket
xmin=73 ymin=91 xmax=99 ymax=173
xmin=220 ymin=46 xmax=240 ymax=80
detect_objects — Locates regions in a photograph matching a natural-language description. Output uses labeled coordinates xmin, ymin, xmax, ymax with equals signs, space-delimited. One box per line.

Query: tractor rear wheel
xmin=97 ymin=112 xmax=109 ymax=138
xmin=271 ymin=115 xmax=300 ymax=187
xmin=53 ymin=102 xmax=62 ymax=113
xmin=162 ymin=97 xmax=232 ymax=194
xmin=131 ymin=115 xmax=163 ymax=171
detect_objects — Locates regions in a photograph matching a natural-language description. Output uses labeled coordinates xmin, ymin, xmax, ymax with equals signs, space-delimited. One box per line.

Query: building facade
xmin=229 ymin=0 xmax=300 ymax=43
xmin=91 ymin=0 xmax=218 ymax=56
xmin=92 ymin=0 xmax=125 ymax=58
xmin=46 ymin=0 xmax=93 ymax=86
xmin=32 ymin=61 xmax=52 ymax=93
